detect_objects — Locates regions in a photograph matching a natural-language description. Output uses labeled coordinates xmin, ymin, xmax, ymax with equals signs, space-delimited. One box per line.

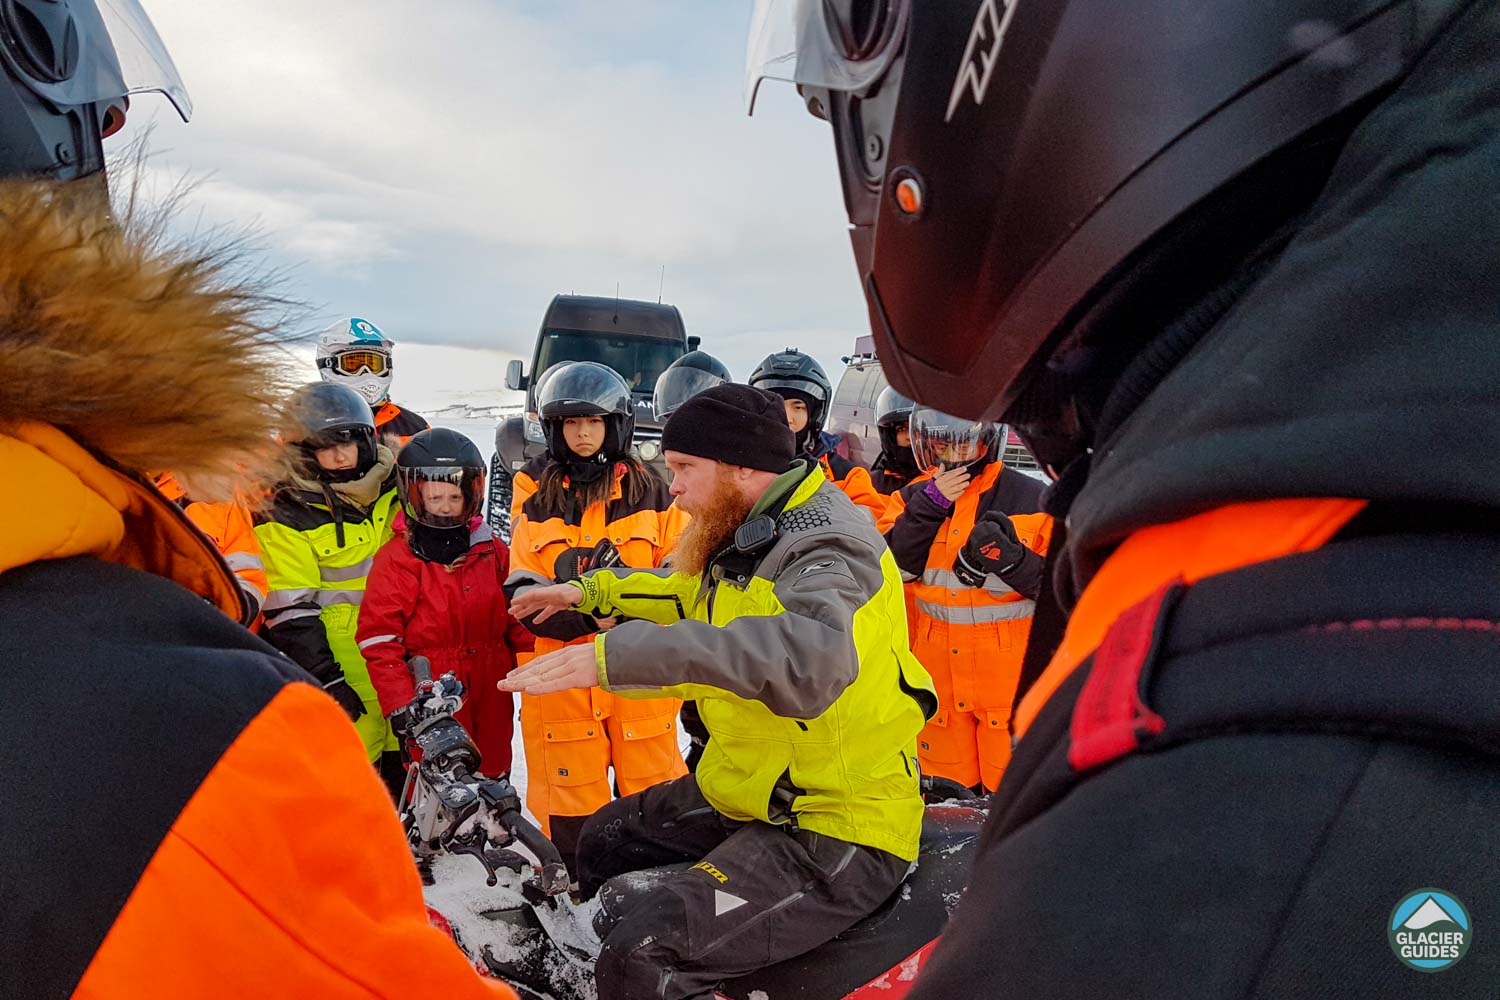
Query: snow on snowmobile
xmin=397 ymin=657 xmax=987 ymax=1000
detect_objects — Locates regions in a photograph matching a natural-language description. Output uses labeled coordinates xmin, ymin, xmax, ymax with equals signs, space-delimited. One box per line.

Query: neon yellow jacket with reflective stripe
xmin=575 ymin=463 xmax=937 ymax=861
xmin=253 ymin=483 xmax=400 ymax=703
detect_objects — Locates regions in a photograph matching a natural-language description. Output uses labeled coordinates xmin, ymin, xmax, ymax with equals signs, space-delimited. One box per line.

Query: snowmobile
xmin=397 ymin=658 xmax=986 ymax=1000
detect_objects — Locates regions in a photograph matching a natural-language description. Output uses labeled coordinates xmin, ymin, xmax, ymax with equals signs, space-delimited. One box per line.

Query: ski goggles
xmin=319 ymin=350 xmax=390 ymax=377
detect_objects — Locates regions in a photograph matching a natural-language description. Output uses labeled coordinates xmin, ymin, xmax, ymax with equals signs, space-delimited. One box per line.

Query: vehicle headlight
xmin=523 ymin=415 xmax=545 ymax=444
xmin=638 ymin=440 xmax=660 ymax=462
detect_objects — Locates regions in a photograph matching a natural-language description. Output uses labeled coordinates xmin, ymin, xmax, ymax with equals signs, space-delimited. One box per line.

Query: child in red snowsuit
xmin=357 ymin=429 xmax=533 ymax=775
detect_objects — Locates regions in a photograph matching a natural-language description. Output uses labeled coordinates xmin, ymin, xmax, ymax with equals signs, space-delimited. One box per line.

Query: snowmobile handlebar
xmin=921 ymin=774 xmax=980 ymax=803
xmin=398 ymin=661 xmax=570 ymax=896
xmin=449 ymin=763 xmax=570 ymax=896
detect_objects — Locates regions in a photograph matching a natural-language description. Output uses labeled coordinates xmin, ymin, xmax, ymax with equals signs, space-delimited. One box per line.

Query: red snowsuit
xmin=358 ymin=518 xmax=533 ymax=775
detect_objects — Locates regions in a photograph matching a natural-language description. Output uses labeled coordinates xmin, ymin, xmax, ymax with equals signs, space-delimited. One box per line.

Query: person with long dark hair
xmin=504 ymin=362 xmax=689 ymax=873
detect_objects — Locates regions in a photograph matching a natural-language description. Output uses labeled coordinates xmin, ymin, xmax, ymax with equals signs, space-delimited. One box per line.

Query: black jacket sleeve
xmin=996 ymin=547 xmax=1045 ymax=601
xmin=517 ymin=609 xmax=602 ymax=642
xmin=262 ymin=614 xmax=341 ymax=684
xmin=884 ymin=483 xmax=950 ymax=577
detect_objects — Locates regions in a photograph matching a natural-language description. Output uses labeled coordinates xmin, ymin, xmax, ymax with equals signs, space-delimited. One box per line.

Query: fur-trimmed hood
xmin=0 ymin=178 xmax=294 ymax=493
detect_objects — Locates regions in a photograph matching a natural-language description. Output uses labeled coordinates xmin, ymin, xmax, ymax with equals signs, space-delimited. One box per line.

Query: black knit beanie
xmin=661 ymin=384 xmax=796 ymax=472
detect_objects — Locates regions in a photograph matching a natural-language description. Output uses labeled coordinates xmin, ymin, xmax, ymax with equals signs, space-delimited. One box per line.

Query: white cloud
xmin=119 ymin=1 xmax=870 ymax=379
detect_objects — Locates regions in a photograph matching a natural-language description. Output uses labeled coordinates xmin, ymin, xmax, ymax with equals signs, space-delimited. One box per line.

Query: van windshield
xmin=536 ymin=331 xmax=685 ymax=393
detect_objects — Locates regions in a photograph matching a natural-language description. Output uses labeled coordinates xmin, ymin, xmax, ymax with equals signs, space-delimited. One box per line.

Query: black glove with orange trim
xmin=954 ymin=512 xmax=1027 ymax=588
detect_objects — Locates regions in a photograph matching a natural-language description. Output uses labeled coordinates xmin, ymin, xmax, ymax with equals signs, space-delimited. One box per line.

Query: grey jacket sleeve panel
xmin=600 ymin=528 xmax=887 ymax=719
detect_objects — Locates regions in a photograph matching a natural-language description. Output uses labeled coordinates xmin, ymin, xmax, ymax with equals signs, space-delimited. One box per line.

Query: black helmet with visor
xmin=536 ymin=361 xmax=635 ymax=466
xmin=874 ymin=384 xmax=917 ymax=472
xmin=397 ymin=428 xmax=486 ymax=563
xmin=748 ymin=348 xmax=832 ymax=453
xmin=653 ymin=350 xmax=732 ymax=421
xmin=288 ymin=382 xmax=378 ymax=483
xmin=0 ymin=0 xmax=191 ymax=182
xmin=397 ymin=428 xmax=485 ymax=527
xmin=747 ymin=0 xmax=1432 ymax=470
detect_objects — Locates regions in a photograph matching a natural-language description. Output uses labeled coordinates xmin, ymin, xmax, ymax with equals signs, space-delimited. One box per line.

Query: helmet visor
xmin=909 ymin=405 xmax=1003 ymax=473
xmin=653 ymin=365 xmax=727 ymax=420
xmin=398 ymin=466 xmax=485 ymax=528
xmin=305 ymin=426 xmax=366 ymax=450
xmin=744 ymin=0 xmax=906 ymax=112
xmin=536 ymin=362 xmax=632 ymax=419
xmin=17 ymin=0 xmax=192 ymax=119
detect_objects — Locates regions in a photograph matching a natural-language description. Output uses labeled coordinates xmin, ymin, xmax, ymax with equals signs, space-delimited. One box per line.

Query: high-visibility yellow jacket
xmin=573 ymin=461 xmax=937 ymax=861
xmin=254 ymin=456 xmax=400 ymax=759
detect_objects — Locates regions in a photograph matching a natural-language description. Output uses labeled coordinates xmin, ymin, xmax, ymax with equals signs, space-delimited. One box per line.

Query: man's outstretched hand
xmin=497 ymin=643 xmax=600 ymax=695
xmin=509 ymin=582 xmax=585 ymax=623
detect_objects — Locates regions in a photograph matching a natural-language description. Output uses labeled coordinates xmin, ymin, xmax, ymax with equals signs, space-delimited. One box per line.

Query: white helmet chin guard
xmin=316 ymin=317 xmax=395 ymax=406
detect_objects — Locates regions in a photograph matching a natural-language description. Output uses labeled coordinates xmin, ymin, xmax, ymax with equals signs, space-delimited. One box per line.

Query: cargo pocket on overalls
xmin=975 ymin=708 xmax=1015 ymax=792
xmin=917 ymin=707 xmax=981 ymax=789
xmin=543 ymin=718 xmax=611 ymax=788
xmin=611 ymin=704 xmax=686 ymax=785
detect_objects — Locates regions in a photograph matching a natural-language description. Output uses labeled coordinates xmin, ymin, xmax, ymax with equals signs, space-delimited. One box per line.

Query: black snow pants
xmin=577 ymin=775 xmax=910 ymax=1000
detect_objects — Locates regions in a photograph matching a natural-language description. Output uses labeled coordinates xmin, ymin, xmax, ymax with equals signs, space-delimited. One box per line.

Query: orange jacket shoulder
xmin=1012 ymin=498 xmax=1364 ymax=741
xmin=75 ymin=683 xmax=512 ymax=999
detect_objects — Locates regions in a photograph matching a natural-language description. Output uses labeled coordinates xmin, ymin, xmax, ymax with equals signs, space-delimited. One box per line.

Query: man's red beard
xmin=671 ymin=467 xmax=757 ymax=578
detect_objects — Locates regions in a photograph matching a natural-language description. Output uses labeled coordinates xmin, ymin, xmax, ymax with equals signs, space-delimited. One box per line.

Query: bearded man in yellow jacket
xmin=505 ymin=383 xmax=935 ymax=1000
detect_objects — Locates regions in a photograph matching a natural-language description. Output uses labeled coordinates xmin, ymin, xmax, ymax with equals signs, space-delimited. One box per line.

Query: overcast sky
xmin=119 ymin=1 xmax=869 ymax=389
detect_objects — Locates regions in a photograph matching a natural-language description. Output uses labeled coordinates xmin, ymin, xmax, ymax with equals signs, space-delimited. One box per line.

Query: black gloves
xmin=954 ymin=512 xmax=1028 ymax=588
xmin=552 ymin=539 xmax=622 ymax=583
xmin=387 ymin=705 xmax=415 ymax=743
xmin=323 ymin=678 xmax=367 ymax=721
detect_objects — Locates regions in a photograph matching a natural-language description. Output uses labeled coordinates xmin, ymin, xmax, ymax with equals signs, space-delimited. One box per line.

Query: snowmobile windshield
xmin=398 ymin=465 xmax=485 ymax=527
xmin=744 ymin=0 xmax=907 ymax=112
xmin=18 ymin=0 xmax=193 ymax=119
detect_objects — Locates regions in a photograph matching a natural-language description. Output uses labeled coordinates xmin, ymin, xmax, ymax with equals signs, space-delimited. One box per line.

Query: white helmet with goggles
xmin=316 ymin=317 xmax=395 ymax=406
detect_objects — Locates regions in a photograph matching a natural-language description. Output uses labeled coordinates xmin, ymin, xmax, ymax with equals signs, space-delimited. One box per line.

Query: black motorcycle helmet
xmin=0 ymin=0 xmax=191 ymax=181
xmin=536 ymin=361 xmax=634 ymax=468
xmin=874 ymin=384 xmax=918 ymax=476
xmin=653 ymin=350 xmax=732 ymax=421
xmin=397 ymin=428 xmax=486 ymax=563
xmin=748 ymin=0 xmax=1430 ymax=467
xmin=748 ymin=348 xmax=832 ymax=453
xmin=288 ymin=382 xmax=378 ymax=483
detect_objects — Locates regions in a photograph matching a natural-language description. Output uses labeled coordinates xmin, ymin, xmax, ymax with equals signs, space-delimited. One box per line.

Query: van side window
xmin=860 ymin=366 xmax=887 ymax=408
xmin=835 ymin=364 xmax=873 ymax=408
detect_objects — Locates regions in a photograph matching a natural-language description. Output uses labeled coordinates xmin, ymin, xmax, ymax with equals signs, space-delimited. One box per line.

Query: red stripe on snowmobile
xmin=840 ymin=938 xmax=941 ymax=998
